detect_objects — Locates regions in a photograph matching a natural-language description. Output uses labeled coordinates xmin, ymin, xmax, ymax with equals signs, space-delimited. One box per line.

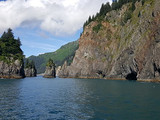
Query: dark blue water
xmin=0 ymin=76 xmax=160 ymax=120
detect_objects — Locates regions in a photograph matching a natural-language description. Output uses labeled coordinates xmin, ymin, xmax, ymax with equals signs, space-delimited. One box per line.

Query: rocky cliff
xmin=58 ymin=0 xmax=160 ymax=80
xmin=24 ymin=68 xmax=37 ymax=77
xmin=24 ymin=59 xmax=37 ymax=77
xmin=44 ymin=66 xmax=56 ymax=78
xmin=43 ymin=59 xmax=56 ymax=78
xmin=0 ymin=28 xmax=25 ymax=79
xmin=0 ymin=60 xmax=25 ymax=79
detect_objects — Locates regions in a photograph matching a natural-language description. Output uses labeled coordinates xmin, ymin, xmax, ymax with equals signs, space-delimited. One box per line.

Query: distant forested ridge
xmin=27 ymin=40 xmax=78 ymax=73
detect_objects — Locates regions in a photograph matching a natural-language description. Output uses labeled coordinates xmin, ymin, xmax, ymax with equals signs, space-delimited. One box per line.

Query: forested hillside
xmin=27 ymin=40 xmax=78 ymax=73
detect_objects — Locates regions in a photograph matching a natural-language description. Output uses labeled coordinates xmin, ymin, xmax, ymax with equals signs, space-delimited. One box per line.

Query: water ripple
xmin=0 ymin=77 xmax=160 ymax=119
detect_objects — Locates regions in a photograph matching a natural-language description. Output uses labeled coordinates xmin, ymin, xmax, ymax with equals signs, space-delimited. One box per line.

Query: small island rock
xmin=24 ymin=59 xmax=37 ymax=77
xmin=0 ymin=28 xmax=25 ymax=79
xmin=43 ymin=59 xmax=56 ymax=78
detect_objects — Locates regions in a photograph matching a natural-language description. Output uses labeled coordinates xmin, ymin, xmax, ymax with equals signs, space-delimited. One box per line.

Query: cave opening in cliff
xmin=97 ymin=70 xmax=105 ymax=78
xmin=126 ymin=71 xmax=137 ymax=80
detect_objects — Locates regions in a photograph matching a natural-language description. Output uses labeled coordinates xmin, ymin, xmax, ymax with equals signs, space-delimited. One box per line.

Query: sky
xmin=0 ymin=0 xmax=112 ymax=57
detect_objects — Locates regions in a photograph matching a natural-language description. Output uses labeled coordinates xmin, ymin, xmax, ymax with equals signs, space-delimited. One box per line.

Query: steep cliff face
xmin=24 ymin=59 xmax=37 ymax=77
xmin=44 ymin=66 xmax=56 ymax=78
xmin=59 ymin=0 xmax=160 ymax=80
xmin=0 ymin=60 xmax=25 ymax=79
xmin=43 ymin=59 xmax=56 ymax=78
xmin=24 ymin=68 xmax=37 ymax=77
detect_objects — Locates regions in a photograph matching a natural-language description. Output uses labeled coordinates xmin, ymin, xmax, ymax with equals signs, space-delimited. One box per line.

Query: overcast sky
xmin=0 ymin=0 xmax=112 ymax=57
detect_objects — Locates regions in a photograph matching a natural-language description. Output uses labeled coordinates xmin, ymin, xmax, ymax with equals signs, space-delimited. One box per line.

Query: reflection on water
xmin=0 ymin=77 xmax=160 ymax=119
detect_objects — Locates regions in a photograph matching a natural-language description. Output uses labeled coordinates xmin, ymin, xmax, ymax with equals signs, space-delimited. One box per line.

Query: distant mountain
xmin=27 ymin=40 xmax=78 ymax=74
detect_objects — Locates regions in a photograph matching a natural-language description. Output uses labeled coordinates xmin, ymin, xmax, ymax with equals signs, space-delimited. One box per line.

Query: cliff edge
xmin=58 ymin=0 xmax=160 ymax=80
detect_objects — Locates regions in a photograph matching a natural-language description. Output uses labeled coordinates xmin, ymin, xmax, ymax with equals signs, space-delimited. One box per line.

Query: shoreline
xmin=137 ymin=79 xmax=160 ymax=83
xmin=58 ymin=76 xmax=160 ymax=83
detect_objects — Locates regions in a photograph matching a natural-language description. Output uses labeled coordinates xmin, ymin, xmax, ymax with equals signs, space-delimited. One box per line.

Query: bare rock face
xmin=24 ymin=68 xmax=37 ymax=77
xmin=0 ymin=60 xmax=25 ymax=79
xmin=58 ymin=0 xmax=160 ymax=81
xmin=24 ymin=60 xmax=37 ymax=77
xmin=58 ymin=61 xmax=69 ymax=77
xmin=56 ymin=66 xmax=62 ymax=77
xmin=44 ymin=59 xmax=56 ymax=78
xmin=44 ymin=66 xmax=56 ymax=78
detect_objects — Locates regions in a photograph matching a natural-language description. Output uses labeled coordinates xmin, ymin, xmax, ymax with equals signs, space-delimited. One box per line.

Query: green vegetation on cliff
xmin=0 ymin=28 xmax=24 ymax=63
xmin=25 ymin=59 xmax=36 ymax=69
xmin=84 ymin=0 xmax=148 ymax=28
xmin=46 ymin=59 xmax=55 ymax=67
xmin=27 ymin=40 xmax=78 ymax=73
xmin=59 ymin=0 xmax=160 ymax=80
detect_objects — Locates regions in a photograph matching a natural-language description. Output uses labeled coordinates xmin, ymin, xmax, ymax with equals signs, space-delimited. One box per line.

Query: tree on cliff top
xmin=25 ymin=59 xmax=36 ymax=69
xmin=0 ymin=28 xmax=23 ymax=61
xmin=46 ymin=58 xmax=55 ymax=67
xmin=83 ymin=0 xmax=143 ymax=28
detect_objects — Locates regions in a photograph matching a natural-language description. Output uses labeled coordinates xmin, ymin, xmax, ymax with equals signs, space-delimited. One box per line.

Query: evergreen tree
xmin=7 ymin=28 xmax=14 ymax=40
xmin=46 ymin=58 xmax=55 ymax=67
xmin=0 ymin=28 xmax=24 ymax=61
xmin=105 ymin=2 xmax=112 ymax=13
xmin=100 ymin=2 xmax=111 ymax=16
xmin=31 ymin=60 xmax=35 ymax=69
xmin=25 ymin=59 xmax=36 ymax=69
xmin=83 ymin=0 xmax=143 ymax=28
xmin=1 ymin=32 xmax=7 ymax=41
xmin=100 ymin=4 xmax=105 ymax=15
xmin=16 ymin=37 xmax=22 ymax=47
xmin=112 ymin=0 xmax=118 ymax=10
xmin=25 ymin=59 xmax=30 ymax=68
xmin=0 ymin=45 xmax=2 ymax=56
xmin=88 ymin=16 xmax=92 ymax=23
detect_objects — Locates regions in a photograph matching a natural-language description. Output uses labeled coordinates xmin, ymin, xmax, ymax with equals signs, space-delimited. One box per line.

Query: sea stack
xmin=44 ymin=59 xmax=56 ymax=78
xmin=24 ymin=59 xmax=37 ymax=77
xmin=0 ymin=28 xmax=25 ymax=79
xmin=0 ymin=60 xmax=25 ymax=79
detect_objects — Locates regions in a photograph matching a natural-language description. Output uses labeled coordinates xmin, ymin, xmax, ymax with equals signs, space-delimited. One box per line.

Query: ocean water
xmin=0 ymin=76 xmax=160 ymax=120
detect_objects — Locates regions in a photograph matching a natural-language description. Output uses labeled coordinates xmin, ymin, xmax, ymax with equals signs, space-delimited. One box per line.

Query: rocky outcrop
xmin=0 ymin=60 xmax=25 ymax=79
xmin=58 ymin=0 xmax=160 ymax=81
xmin=24 ymin=68 xmax=37 ymax=77
xmin=43 ymin=59 xmax=56 ymax=78
xmin=44 ymin=66 xmax=56 ymax=78
xmin=57 ymin=61 xmax=68 ymax=77
xmin=56 ymin=66 xmax=62 ymax=76
xmin=24 ymin=59 xmax=37 ymax=77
